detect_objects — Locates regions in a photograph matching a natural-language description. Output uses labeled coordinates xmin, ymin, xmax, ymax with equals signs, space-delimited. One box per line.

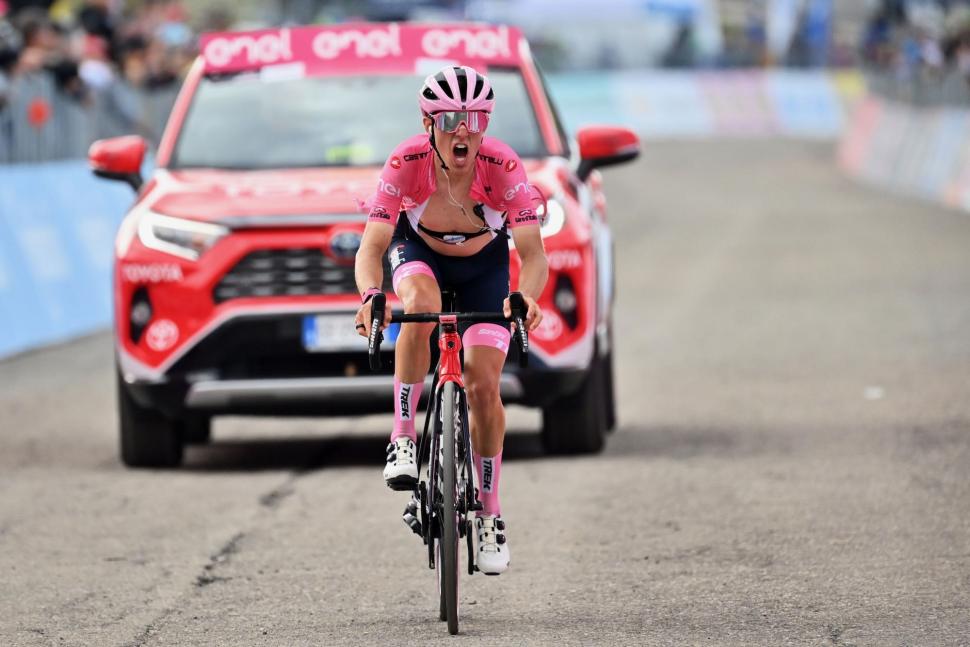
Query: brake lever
xmin=368 ymin=293 xmax=386 ymax=371
xmin=508 ymin=292 xmax=529 ymax=368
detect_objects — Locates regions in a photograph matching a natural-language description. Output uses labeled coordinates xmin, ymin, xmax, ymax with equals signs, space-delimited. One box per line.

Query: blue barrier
xmin=0 ymin=160 xmax=132 ymax=358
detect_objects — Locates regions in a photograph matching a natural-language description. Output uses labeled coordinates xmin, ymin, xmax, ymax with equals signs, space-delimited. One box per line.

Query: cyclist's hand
xmin=503 ymin=295 xmax=543 ymax=332
xmin=355 ymin=298 xmax=391 ymax=338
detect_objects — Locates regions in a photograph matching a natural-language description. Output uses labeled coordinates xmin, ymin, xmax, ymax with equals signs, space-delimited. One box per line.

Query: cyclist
xmin=354 ymin=65 xmax=547 ymax=575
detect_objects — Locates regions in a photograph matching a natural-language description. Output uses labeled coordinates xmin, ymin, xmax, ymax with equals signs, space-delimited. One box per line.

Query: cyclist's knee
xmin=466 ymin=373 xmax=502 ymax=410
xmin=400 ymin=283 xmax=440 ymax=314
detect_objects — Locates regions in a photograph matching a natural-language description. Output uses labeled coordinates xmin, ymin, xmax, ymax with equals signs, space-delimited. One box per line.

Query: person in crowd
xmin=13 ymin=8 xmax=84 ymax=99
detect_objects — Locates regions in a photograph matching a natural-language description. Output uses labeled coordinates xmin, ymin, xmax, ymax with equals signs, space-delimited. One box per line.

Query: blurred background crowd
xmin=1 ymin=0 xmax=969 ymax=162
xmin=860 ymin=0 xmax=970 ymax=102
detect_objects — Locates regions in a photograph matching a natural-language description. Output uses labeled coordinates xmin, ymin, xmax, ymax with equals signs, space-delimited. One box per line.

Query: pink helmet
xmin=419 ymin=65 xmax=495 ymax=115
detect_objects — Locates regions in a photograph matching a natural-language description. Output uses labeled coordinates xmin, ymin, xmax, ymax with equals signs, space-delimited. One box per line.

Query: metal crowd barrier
xmin=0 ymin=72 xmax=178 ymax=164
xmin=863 ymin=68 xmax=970 ymax=108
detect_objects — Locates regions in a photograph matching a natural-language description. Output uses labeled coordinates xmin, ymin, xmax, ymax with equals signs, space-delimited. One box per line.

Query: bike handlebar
xmin=367 ymin=292 xmax=530 ymax=371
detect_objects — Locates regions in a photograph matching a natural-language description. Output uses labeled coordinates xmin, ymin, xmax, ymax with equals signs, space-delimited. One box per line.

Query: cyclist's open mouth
xmin=452 ymin=143 xmax=469 ymax=166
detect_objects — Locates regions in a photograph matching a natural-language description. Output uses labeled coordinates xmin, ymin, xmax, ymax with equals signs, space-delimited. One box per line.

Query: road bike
xmin=367 ymin=291 xmax=529 ymax=635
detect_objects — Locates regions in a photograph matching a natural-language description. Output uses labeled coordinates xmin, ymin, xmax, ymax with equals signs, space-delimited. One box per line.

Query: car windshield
xmin=170 ymin=69 xmax=546 ymax=169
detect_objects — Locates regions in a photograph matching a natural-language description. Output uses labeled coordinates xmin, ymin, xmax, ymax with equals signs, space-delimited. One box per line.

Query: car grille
xmin=213 ymin=248 xmax=392 ymax=303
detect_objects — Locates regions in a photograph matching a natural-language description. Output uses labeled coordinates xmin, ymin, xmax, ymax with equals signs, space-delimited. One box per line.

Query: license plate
xmin=302 ymin=315 xmax=401 ymax=352
xmin=302 ymin=314 xmax=368 ymax=352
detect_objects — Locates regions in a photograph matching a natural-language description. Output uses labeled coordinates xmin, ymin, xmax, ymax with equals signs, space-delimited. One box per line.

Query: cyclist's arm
xmin=355 ymin=221 xmax=393 ymax=296
xmin=354 ymin=137 xmax=425 ymax=335
xmin=507 ymin=224 xmax=547 ymax=331
xmin=354 ymin=222 xmax=394 ymax=336
xmin=489 ymin=142 xmax=547 ymax=330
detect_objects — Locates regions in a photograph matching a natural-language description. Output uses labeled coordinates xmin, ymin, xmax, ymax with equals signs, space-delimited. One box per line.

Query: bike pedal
xmin=386 ymin=475 xmax=418 ymax=491
xmin=402 ymin=498 xmax=422 ymax=536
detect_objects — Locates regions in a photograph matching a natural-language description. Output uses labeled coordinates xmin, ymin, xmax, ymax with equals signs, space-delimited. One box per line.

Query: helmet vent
xmin=454 ymin=68 xmax=468 ymax=100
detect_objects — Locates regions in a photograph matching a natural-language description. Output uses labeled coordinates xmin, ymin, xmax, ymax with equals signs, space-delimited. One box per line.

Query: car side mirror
xmin=576 ymin=126 xmax=640 ymax=182
xmin=88 ymin=136 xmax=147 ymax=191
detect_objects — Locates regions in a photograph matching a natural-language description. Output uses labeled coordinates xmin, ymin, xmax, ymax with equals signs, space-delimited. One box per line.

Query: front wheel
xmin=436 ymin=381 xmax=460 ymax=635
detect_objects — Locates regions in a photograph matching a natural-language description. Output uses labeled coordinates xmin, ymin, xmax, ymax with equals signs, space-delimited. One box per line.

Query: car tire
xmin=117 ymin=371 xmax=184 ymax=468
xmin=602 ymin=348 xmax=617 ymax=433
xmin=183 ymin=416 xmax=212 ymax=445
xmin=541 ymin=346 xmax=607 ymax=455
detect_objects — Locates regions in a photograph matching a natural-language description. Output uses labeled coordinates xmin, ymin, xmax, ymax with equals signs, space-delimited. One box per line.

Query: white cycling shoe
xmin=476 ymin=515 xmax=510 ymax=575
xmin=384 ymin=438 xmax=418 ymax=491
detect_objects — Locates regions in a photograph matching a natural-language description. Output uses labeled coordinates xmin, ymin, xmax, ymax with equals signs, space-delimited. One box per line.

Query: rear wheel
xmin=436 ymin=382 xmax=460 ymax=635
xmin=541 ymin=346 xmax=607 ymax=455
xmin=117 ymin=370 xmax=184 ymax=468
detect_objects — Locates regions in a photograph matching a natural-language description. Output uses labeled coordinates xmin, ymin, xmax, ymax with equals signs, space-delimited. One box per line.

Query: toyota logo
xmin=330 ymin=231 xmax=362 ymax=258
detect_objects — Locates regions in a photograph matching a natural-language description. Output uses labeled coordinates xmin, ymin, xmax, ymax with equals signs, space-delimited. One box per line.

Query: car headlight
xmin=137 ymin=211 xmax=229 ymax=261
xmin=537 ymin=199 xmax=565 ymax=239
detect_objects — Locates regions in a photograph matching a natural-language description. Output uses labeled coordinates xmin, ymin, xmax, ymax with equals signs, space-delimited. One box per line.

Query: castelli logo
xmin=145 ymin=319 xmax=179 ymax=352
xmin=505 ymin=159 xmax=517 ymax=173
xmin=389 ymin=156 xmax=402 ymax=170
xmin=203 ymin=29 xmax=294 ymax=68
xmin=312 ymin=24 xmax=402 ymax=59
xmin=421 ymin=26 xmax=512 ymax=59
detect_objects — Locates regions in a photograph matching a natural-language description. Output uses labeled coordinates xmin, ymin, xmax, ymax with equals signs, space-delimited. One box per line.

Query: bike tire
xmin=439 ymin=381 xmax=460 ymax=635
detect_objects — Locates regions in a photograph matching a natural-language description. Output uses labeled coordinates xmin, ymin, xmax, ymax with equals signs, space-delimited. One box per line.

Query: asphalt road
xmin=2 ymin=141 xmax=969 ymax=646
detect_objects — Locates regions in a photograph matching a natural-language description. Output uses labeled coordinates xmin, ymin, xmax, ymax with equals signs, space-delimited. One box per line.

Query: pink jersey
xmin=365 ymin=134 xmax=540 ymax=233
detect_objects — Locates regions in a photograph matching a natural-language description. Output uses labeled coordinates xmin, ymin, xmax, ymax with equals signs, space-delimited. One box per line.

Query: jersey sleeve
xmin=364 ymin=139 xmax=418 ymax=226
xmin=490 ymin=143 xmax=540 ymax=229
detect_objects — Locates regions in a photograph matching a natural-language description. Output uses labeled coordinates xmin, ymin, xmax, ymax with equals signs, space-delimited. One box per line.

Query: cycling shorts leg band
xmin=392 ymin=261 xmax=437 ymax=293
xmin=462 ymin=323 xmax=511 ymax=355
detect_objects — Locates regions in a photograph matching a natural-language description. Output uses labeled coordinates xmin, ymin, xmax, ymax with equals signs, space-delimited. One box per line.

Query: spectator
xmin=13 ymin=7 xmax=84 ymax=99
xmin=78 ymin=0 xmax=115 ymax=42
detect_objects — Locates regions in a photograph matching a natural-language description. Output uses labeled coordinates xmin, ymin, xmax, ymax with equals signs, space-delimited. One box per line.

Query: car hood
xmin=147 ymin=162 xmax=548 ymax=221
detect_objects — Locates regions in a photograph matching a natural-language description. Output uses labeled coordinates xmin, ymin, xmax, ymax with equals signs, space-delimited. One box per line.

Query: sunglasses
xmin=431 ymin=111 xmax=490 ymax=134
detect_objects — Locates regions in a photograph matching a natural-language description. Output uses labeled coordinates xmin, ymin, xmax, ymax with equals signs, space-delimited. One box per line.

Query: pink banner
xmin=198 ymin=23 xmax=522 ymax=75
xmin=838 ymin=97 xmax=882 ymax=175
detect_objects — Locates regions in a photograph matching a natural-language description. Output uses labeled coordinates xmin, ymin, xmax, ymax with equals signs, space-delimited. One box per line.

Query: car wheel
xmin=541 ymin=346 xmax=607 ymax=454
xmin=602 ymin=348 xmax=617 ymax=433
xmin=183 ymin=416 xmax=212 ymax=445
xmin=117 ymin=371 xmax=184 ymax=468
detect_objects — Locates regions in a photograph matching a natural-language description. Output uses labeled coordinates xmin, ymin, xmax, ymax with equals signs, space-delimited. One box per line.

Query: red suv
xmin=90 ymin=23 xmax=640 ymax=467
